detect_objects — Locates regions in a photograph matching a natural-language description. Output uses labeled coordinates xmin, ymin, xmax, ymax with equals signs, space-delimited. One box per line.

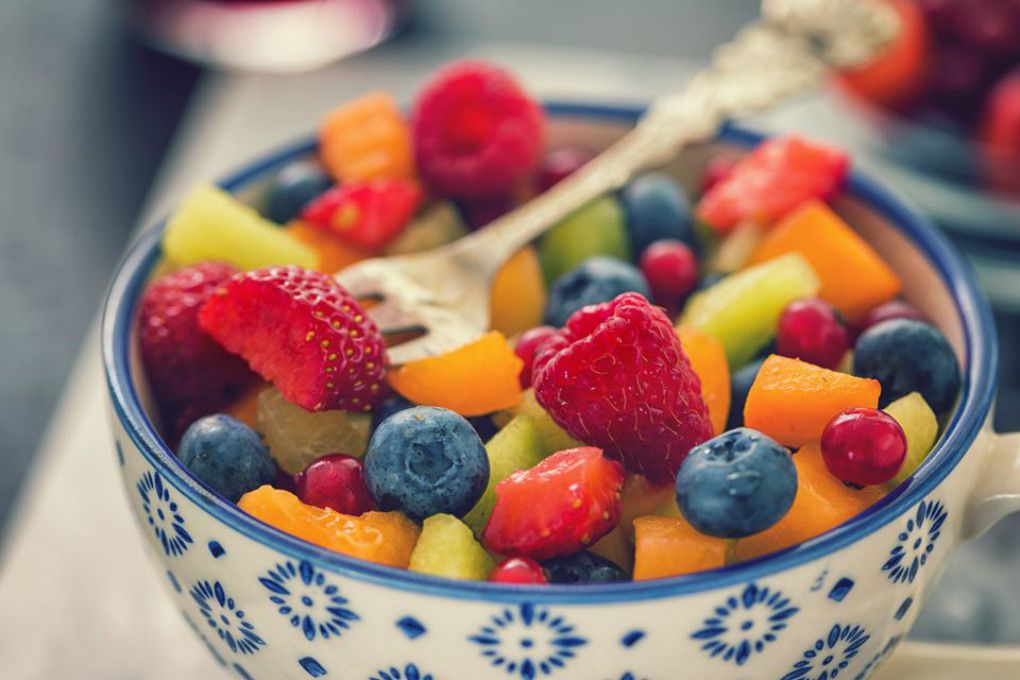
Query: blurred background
xmin=1 ymin=0 xmax=1020 ymax=675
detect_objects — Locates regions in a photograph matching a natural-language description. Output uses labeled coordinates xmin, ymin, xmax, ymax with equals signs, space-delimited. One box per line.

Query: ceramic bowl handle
xmin=962 ymin=431 xmax=1020 ymax=538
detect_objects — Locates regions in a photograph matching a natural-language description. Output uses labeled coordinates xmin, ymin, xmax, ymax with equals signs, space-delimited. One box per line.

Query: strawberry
xmin=300 ymin=179 xmax=421 ymax=251
xmin=697 ymin=136 xmax=849 ymax=232
xmin=482 ymin=447 xmax=624 ymax=560
xmin=533 ymin=293 xmax=713 ymax=483
xmin=138 ymin=262 xmax=257 ymax=443
xmin=199 ymin=266 xmax=386 ymax=413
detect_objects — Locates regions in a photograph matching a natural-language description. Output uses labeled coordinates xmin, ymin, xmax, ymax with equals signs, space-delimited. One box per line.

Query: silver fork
xmin=336 ymin=0 xmax=899 ymax=365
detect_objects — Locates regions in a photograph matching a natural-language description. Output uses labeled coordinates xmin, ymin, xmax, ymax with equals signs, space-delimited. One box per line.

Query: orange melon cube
xmin=744 ymin=355 xmax=880 ymax=448
xmin=238 ymin=486 xmax=419 ymax=568
xmin=749 ymin=200 xmax=902 ymax=321
xmin=225 ymin=383 xmax=270 ymax=430
xmin=319 ymin=92 xmax=414 ymax=183
xmin=633 ymin=515 xmax=730 ymax=580
xmin=489 ymin=247 xmax=547 ymax=336
xmin=388 ymin=331 xmax=523 ymax=416
xmin=285 ymin=220 xmax=372 ymax=274
xmin=735 ymin=442 xmax=884 ymax=561
xmin=677 ymin=325 xmax=731 ymax=435
xmin=589 ymin=474 xmax=675 ymax=571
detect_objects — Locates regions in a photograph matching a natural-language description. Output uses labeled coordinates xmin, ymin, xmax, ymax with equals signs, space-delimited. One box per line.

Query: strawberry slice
xmin=199 ymin=266 xmax=386 ymax=413
xmin=482 ymin=447 xmax=624 ymax=560
xmin=697 ymin=136 xmax=849 ymax=232
xmin=301 ymin=179 xmax=421 ymax=251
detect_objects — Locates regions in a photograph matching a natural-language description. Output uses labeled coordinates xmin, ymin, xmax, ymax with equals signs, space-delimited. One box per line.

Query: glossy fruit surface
xmin=776 ymin=297 xmax=850 ymax=370
xmin=640 ymin=240 xmax=699 ymax=310
xmin=621 ymin=173 xmax=695 ymax=255
xmin=264 ymin=160 xmax=332 ymax=224
xmin=534 ymin=294 xmax=712 ymax=482
xmin=387 ymin=331 xmax=523 ymax=416
xmin=295 ymin=453 xmax=374 ymax=515
xmin=883 ymin=391 xmax=939 ymax=487
xmin=821 ymin=408 xmax=908 ymax=486
xmin=539 ymin=196 xmax=630 ymax=282
xmin=541 ymin=550 xmax=628 ymax=584
xmin=489 ymin=556 xmax=548 ymax=584
xmin=482 ymin=447 xmax=624 ymax=560
xmin=676 ymin=325 xmax=731 ymax=435
xmin=364 ymin=406 xmax=489 ymax=521
xmin=853 ymin=319 xmax=961 ymax=412
xmin=178 ymin=414 xmax=275 ymax=502
xmin=513 ymin=326 xmax=557 ymax=389
xmin=543 ymin=256 xmax=650 ymax=327
xmin=676 ymin=428 xmax=797 ymax=538
xmin=489 ymin=246 xmax=547 ymax=336
xmin=408 ymin=514 xmax=495 ymax=581
xmin=633 ymin=515 xmax=729 ymax=580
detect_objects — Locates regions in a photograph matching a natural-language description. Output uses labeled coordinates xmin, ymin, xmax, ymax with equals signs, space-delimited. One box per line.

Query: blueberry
xmin=620 ymin=173 xmax=695 ymax=255
xmin=676 ymin=427 xmax=797 ymax=538
xmin=543 ymin=256 xmax=650 ymax=327
xmin=178 ymin=414 xmax=275 ymax=502
xmin=726 ymin=358 xmax=764 ymax=430
xmin=542 ymin=551 xmax=629 ymax=584
xmin=853 ymin=319 xmax=961 ymax=413
xmin=264 ymin=160 xmax=332 ymax=223
xmin=364 ymin=406 xmax=489 ymax=521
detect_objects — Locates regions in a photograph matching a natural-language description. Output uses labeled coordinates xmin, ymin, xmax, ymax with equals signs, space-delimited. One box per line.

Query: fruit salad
xmin=136 ymin=60 xmax=962 ymax=585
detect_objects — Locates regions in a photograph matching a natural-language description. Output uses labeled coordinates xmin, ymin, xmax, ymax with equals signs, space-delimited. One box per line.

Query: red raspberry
xmin=138 ymin=262 xmax=257 ymax=442
xmin=199 ymin=266 xmax=386 ymax=413
xmin=533 ymin=293 xmax=713 ymax=483
xmin=295 ymin=453 xmax=374 ymax=515
xmin=413 ymin=60 xmax=545 ymax=199
xmin=489 ymin=556 xmax=548 ymax=584
xmin=482 ymin=447 xmax=624 ymax=560
xmin=301 ymin=179 xmax=421 ymax=251
xmin=513 ymin=325 xmax=557 ymax=388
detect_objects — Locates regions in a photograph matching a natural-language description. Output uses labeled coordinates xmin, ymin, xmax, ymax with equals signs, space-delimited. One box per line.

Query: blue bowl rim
xmin=102 ymin=101 xmax=997 ymax=604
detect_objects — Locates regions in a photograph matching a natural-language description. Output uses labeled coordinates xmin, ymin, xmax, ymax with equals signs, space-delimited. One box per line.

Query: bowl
xmin=102 ymin=103 xmax=1020 ymax=680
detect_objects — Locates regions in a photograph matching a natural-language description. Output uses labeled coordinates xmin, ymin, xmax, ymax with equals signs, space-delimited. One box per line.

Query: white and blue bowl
xmin=102 ymin=104 xmax=1020 ymax=680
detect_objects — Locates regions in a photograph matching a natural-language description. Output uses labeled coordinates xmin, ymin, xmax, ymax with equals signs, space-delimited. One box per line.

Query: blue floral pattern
xmin=260 ymin=560 xmax=359 ymax=641
xmin=470 ymin=603 xmax=587 ymax=679
xmin=137 ymin=470 xmax=193 ymax=556
xmin=191 ymin=580 xmax=265 ymax=655
xmin=782 ymin=623 xmax=870 ymax=680
xmin=882 ymin=499 xmax=947 ymax=584
xmin=369 ymin=663 xmax=434 ymax=680
xmin=691 ymin=582 xmax=799 ymax=666
xmin=854 ymin=635 xmax=901 ymax=680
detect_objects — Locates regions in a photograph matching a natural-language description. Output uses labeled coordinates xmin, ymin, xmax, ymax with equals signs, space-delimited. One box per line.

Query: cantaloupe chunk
xmin=589 ymin=474 xmax=675 ymax=571
xmin=744 ymin=355 xmax=881 ymax=448
xmin=490 ymin=247 xmax=547 ymax=336
xmin=633 ymin=515 xmax=729 ymax=580
xmin=748 ymin=200 xmax=902 ymax=321
xmin=735 ymin=442 xmax=884 ymax=561
xmin=677 ymin=325 xmax=731 ymax=435
xmin=284 ymin=220 xmax=371 ymax=274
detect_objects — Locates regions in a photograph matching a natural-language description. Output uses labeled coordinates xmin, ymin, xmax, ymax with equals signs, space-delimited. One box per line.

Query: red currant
xmin=538 ymin=147 xmax=594 ymax=192
xmin=776 ymin=298 xmax=849 ymax=370
xmin=821 ymin=408 xmax=907 ymax=486
xmin=488 ymin=556 xmax=548 ymax=584
xmin=639 ymin=240 xmax=699 ymax=310
xmin=295 ymin=454 xmax=374 ymax=515
xmin=857 ymin=300 xmax=926 ymax=339
xmin=514 ymin=326 xmax=557 ymax=388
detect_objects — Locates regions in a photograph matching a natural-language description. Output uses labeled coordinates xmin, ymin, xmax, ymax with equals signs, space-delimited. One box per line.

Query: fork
xmin=335 ymin=0 xmax=899 ymax=365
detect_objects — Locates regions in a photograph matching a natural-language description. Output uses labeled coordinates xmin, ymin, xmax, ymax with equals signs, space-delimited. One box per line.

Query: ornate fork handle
xmin=439 ymin=0 xmax=895 ymax=280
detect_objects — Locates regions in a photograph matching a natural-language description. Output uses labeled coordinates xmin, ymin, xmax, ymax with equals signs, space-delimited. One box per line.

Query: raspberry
xmin=533 ymin=293 xmax=713 ymax=483
xmin=482 ymin=447 xmax=624 ymax=560
xmin=138 ymin=262 xmax=257 ymax=442
xmin=199 ymin=266 xmax=386 ymax=413
xmin=413 ymin=60 xmax=545 ymax=199
xmin=301 ymin=179 xmax=422 ymax=251
xmin=513 ymin=326 xmax=557 ymax=388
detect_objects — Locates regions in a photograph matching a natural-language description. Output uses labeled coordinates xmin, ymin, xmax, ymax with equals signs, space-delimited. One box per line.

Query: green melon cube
xmin=884 ymin=391 xmax=938 ymax=487
xmin=680 ymin=252 xmax=820 ymax=367
xmin=463 ymin=414 xmax=545 ymax=535
xmin=409 ymin=514 xmax=495 ymax=580
xmin=502 ymin=388 xmax=582 ymax=457
xmin=539 ymin=196 xmax=631 ymax=283
xmin=163 ymin=184 xmax=316 ymax=271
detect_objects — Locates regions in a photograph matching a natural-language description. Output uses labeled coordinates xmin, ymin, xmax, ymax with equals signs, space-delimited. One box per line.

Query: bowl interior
xmin=105 ymin=105 xmax=996 ymax=601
